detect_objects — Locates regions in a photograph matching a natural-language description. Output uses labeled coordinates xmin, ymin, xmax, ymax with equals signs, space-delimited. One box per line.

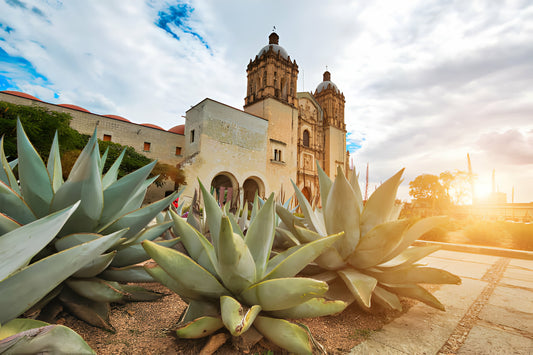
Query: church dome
xmin=315 ymin=71 xmax=340 ymax=94
xmin=168 ymin=124 xmax=185 ymax=135
xmin=257 ymin=32 xmax=289 ymax=60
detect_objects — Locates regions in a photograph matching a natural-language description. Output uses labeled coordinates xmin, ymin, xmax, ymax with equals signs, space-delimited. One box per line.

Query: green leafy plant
xmin=0 ymin=318 xmax=95 ymax=354
xmin=279 ymin=162 xmax=461 ymax=312
xmin=0 ymin=120 xmax=180 ymax=330
xmin=142 ymin=181 xmax=347 ymax=354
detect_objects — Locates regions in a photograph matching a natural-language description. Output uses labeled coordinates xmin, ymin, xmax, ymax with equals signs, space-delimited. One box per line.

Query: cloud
xmin=477 ymin=129 xmax=533 ymax=165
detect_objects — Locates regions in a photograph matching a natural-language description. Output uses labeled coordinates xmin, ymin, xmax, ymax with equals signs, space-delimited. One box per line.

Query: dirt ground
xmin=61 ymin=282 xmax=430 ymax=354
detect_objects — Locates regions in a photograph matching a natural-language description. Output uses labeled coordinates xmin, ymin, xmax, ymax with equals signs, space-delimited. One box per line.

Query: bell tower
xmin=244 ymin=32 xmax=300 ymax=195
xmin=244 ymin=32 xmax=299 ymax=108
xmin=314 ymin=71 xmax=347 ymax=176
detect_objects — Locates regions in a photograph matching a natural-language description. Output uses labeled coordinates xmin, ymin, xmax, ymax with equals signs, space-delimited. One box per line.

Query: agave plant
xmin=0 ymin=203 xmax=124 ymax=354
xmin=0 ymin=316 xmax=95 ymax=354
xmin=142 ymin=181 xmax=347 ymax=354
xmin=0 ymin=119 xmax=180 ymax=330
xmin=279 ymin=162 xmax=461 ymax=312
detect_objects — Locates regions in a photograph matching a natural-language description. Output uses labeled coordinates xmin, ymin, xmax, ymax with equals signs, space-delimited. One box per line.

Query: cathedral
xmin=180 ymin=32 xmax=349 ymax=206
xmin=0 ymin=32 xmax=349 ymax=206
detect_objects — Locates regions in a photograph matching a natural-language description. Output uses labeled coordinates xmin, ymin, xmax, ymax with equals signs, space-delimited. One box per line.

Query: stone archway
xmin=243 ymin=176 xmax=265 ymax=207
xmin=211 ymin=172 xmax=238 ymax=207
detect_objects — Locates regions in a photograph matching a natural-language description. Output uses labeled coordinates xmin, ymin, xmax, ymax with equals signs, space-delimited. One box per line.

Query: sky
xmin=1 ymin=0 xmax=532 ymax=203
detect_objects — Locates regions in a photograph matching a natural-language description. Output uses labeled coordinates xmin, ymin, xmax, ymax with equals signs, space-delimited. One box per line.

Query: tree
xmin=0 ymin=101 xmax=87 ymax=158
xmin=440 ymin=170 xmax=474 ymax=205
xmin=409 ymin=174 xmax=450 ymax=212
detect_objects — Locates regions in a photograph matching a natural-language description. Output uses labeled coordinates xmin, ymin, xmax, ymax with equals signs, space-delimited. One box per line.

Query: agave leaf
xmin=372 ymin=286 xmax=402 ymax=311
xmin=175 ymin=316 xmax=224 ymax=339
xmin=58 ymin=287 xmax=114 ymax=332
xmin=51 ymin=144 xmax=103 ymax=234
xmin=143 ymin=263 xmax=197 ymax=300
xmin=227 ymin=211 xmax=244 ymax=238
xmin=347 ymin=219 xmax=409 ymax=269
xmin=122 ymin=221 xmax=173 ymax=246
xmin=46 ymin=132 xmax=63 ymax=192
xmin=324 ymin=166 xmax=361 ymax=258
xmin=217 ymin=217 xmax=256 ymax=293
xmin=253 ymin=316 xmax=313 ymax=355
xmin=198 ymin=180 xmax=223 ymax=249
xmin=383 ymin=283 xmax=445 ymax=311
xmin=293 ymin=225 xmax=322 ymax=243
xmin=0 ymin=213 xmax=21 ymax=235
xmin=0 ymin=203 xmax=79 ymax=282
xmin=383 ymin=216 xmax=447 ymax=262
xmin=337 ymin=268 xmax=378 ymax=309
xmin=16 ymin=119 xmax=54 ymax=217
xmin=274 ymin=227 xmax=300 ymax=248
xmin=264 ymin=233 xmax=343 ymax=280
xmin=142 ymin=240 xmax=229 ymax=299
xmin=0 ymin=136 xmax=20 ymax=193
xmin=0 ymin=230 xmax=123 ymax=323
xmin=117 ymin=176 xmax=158 ymax=216
xmin=100 ymin=161 xmax=156 ymax=225
xmin=316 ymin=161 xmax=332 ymax=211
xmin=0 ymin=181 xmax=36 ymax=224
xmin=240 ymin=278 xmax=328 ymax=311
xmin=291 ymin=180 xmax=326 ymax=235
xmin=239 ymin=202 xmax=249 ymax=231
xmin=55 ymin=232 xmax=126 ymax=251
xmin=250 ymin=193 xmax=260 ymax=223
xmin=377 ymin=245 xmax=441 ymax=270
xmin=66 ymin=278 xmax=126 ymax=303
xmin=0 ymin=318 xmax=49 ymax=340
xmin=120 ymin=285 xmax=164 ymax=301
xmin=0 ymin=320 xmax=95 ymax=354
xmin=72 ymin=251 xmax=116 ymax=278
xmin=220 ymin=295 xmax=261 ymax=336
xmin=323 ymin=277 xmax=356 ymax=305
xmin=366 ymin=266 xmax=461 ymax=285
xmin=275 ymin=204 xmax=305 ymax=238
xmin=101 ymin=148 xmax=126 ymax=189
xmin=98 ymin=147 xmax=108 ymax=174
xmin=244 ymin=194 xmax=275 ymax=279
xmin=268 ymin=297 xmax=347 ymax=319
xmin=348 ymin=167 xmax=364 ymax=212
xmin=101 ymin=265 xmax=154 ymax=283
xmin=314 ymin=247 xmax=346 ymax=270
xmin=360 ymin=168 xmax=404 ymax=236
xmin=100 ymin=192 xmax=178 ymax=240
xmin=111 ymin=237 xmax=180 ymax=267
xmin=170 ymin=209 xmax=217 ymax=275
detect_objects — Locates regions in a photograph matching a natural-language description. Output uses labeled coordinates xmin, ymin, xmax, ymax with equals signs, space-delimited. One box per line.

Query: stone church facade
xmin=0 ymin=32 xmax=349 ymax=206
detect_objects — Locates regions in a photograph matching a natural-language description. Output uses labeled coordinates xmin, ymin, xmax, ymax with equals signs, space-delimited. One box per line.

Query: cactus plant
xmin=0 ymin=120 xmax=180 ymax=330
xmin=0 ymin=317 xmax=95 ymax=354
xmin=280 ymin=162 xmax=461 ymax=312
xmin=142 ymin=181 xmax=347 ymax=354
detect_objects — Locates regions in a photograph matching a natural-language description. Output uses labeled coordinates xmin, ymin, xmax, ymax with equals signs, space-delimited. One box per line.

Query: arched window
xmin=263 ymin=71 xmax=267 ymax=87
xmin=303 ymin=130 xmax=310 ymax=147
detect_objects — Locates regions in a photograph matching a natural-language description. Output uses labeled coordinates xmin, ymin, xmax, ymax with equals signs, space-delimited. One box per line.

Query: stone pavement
xmin=350 ymin=248 xmax=533 ymax=354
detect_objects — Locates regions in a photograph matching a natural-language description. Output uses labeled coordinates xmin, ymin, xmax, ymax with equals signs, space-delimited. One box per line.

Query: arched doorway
xmin=211 ymin=172 xmax=238 ymax=207
xmin=243 ymin=177 xmax=265 ymax=207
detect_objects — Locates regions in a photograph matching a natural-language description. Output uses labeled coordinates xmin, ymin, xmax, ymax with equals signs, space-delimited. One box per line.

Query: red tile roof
xmin=1 ymin=90 xmax=42 ymax=101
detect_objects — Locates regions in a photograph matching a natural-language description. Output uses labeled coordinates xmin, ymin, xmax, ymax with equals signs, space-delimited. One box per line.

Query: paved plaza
xmin=350 ymin=248 xmax=533 ymax=354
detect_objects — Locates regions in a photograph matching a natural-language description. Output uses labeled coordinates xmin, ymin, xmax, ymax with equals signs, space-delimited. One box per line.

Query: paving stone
xmin=501 ymin=266 xmax=533 ymax=290
xmin=488 ymin=286 xmax=533 ymax=313
xmin=349 ymin=340 xmax=407 ymax=354
xmin=479 ymin=304 xmax=533 ymax=334
xmin=421 ymin=257 xmax=491 ymax=280
xmin=432 ymin=278 xmax=486 ymax=310
xmin=457 ymin=324 xmax=533 ymax=354
xmin=430 ymin=250 xmax=500 ymax=265
xmin=509 ymin=259 xmax=533 ymax=270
